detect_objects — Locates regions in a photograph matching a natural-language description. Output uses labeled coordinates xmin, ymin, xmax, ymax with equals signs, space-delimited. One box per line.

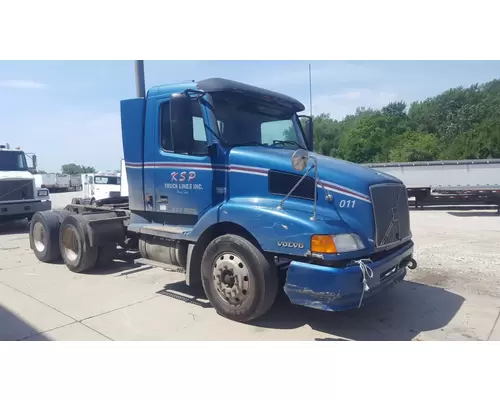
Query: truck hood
xmin=227 ymin=146 xmax=406 ymax=251
xmin=0 ymin=171 xmax=33 ymax=180
xmin=228 ymin=146 xmax=402 ymax=198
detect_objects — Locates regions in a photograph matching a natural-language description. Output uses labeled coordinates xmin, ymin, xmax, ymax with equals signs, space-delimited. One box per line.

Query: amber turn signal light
xmin=311 ymin=235 xmax=337 ymax=254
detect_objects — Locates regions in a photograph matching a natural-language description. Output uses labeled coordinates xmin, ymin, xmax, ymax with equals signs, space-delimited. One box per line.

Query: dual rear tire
xmin=30 ymin=211 xmax=116 ymax=273
xmin=30 ymin=210 xmax=71 ymax=262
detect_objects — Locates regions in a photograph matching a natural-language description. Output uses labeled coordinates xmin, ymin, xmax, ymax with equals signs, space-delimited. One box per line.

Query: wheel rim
xmin=212 ymin=252 xmax=250 ymax=306
xmin=32 ymin=222 xmax=46 ymax=253
xmin=61 ymin=226 xmax=80 ymax=262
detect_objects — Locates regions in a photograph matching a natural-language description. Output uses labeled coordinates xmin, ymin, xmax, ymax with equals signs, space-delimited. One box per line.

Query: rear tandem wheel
xmin=30 ymin=210 xmax=72 ymax=263
xmin=58 ymin=214 xmax=117 ymax=273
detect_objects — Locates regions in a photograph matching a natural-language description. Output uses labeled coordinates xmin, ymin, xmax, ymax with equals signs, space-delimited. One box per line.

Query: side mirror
xmin=170 ymin=93 xmax=194 ymax=154
xmin=292 ymin=149 xmax=309 ymax=172
xmin=32 ymin=154 xmax=37 ymax=169
xmin=304 ymin=118 xmax=314 ymax=152
xmin=298 ymin=115 xmax=314 ymax=151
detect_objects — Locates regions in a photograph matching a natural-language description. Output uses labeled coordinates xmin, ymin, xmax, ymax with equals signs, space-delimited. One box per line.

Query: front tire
xmin=201 ymin=234 xmax=279 ymax=322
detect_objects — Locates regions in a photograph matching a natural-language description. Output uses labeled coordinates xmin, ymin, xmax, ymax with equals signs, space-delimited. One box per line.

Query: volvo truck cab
xmin=29 ymin=77 xmax=416 ymax=323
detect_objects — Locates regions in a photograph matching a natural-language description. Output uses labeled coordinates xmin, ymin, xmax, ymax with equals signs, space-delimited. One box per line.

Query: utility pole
xmin=135 ymin=61 xmax=146 ymax=98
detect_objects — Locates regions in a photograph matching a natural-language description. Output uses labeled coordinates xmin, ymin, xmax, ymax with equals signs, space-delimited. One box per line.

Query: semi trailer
xmin=28 ymin=71 xmax=417 ymax=322
xmin=35 ymin=173 xmax=83 ymax=192
xmin=365 ymin=159 xmax=500 ymax=210
xmin=69 ymin=174 xmax=83 ymax=191
xmin=0 ymin=144 xmax=51 ymax=223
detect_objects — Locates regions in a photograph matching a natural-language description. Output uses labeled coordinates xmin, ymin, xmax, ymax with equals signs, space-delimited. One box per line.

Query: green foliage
xmin=388 ymin=132 xmax=441 ymax=162
xmin=61 ymin=163 xmax=96 ymax=174
xmin=311 ymin=79 xmax=500 ymax=163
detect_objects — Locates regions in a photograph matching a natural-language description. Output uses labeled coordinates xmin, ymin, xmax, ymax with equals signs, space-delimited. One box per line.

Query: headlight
xmin=37 ymin=189 xmax=49 ymax=197
xmin=311 ymin=233 xmax=365 ymax=254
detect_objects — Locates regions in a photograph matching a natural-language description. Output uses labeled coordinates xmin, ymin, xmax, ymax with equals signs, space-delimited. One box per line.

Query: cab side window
xmin=160 ymin=99 xmax=208 ymax=156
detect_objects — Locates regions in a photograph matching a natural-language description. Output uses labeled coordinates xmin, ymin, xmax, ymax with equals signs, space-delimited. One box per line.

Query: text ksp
xmin=171 ymin=171 xmax=196 ymax=182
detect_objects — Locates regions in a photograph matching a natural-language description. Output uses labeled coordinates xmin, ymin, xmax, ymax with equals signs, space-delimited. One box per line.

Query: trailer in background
xmin=34 ymin=173 xmax=82 ymax=192
xmin=34 ymin=173 xmax=71 ymax=192
xmin=54 ymin=174 xmax=70 ymax=192
xmin=34 ymin=173 xmax=56 ymax=190
xmin=364 ymin=159 xmax=500 ymax=211
xmin=69 ymin=174 xmax=82 ymax=191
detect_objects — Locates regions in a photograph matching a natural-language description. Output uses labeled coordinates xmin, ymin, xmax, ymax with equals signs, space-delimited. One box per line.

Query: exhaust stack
xmin=134 ymin=61 xmax=146 ymax=98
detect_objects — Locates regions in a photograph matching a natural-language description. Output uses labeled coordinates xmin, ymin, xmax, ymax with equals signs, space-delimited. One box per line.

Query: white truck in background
xmin=365 ymin=158 xmax=500 ymax=211
xmin=70 ymin=165 xmax=126 ymax=207
xmin=120 ymin=159 xmax=128 ymax=197
xmin=0 ymin=144 xmax=51 ymax=223
xmin=78 ymin=171 xmax=121 ymax=204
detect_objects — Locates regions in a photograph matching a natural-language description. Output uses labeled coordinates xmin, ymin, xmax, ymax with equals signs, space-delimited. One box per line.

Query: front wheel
xmin=201 ymin=234 xmax=279 ymax=322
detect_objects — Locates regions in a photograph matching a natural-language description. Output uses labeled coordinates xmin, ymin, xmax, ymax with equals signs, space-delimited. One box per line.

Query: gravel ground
xmin=1 ymin=195 xmax=500 ymax=341
xmin=50 ymin=190 xmax=83 ymax=210
xmin=409 ymin=208 xmax=500 ymax=298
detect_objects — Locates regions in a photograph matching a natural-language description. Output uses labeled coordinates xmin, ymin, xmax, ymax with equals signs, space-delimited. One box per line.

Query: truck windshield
xmin=94 ymin=176 xmax=121 ymax=185
xmin=210 ymin=94 xmax=307 ymax=150
xmin=0 ymin=151 xmax=28 ymax=171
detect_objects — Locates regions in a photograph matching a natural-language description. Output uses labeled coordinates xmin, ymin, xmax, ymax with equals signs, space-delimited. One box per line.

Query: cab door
xmin=150 ymin=94 xmax=220 ymax=224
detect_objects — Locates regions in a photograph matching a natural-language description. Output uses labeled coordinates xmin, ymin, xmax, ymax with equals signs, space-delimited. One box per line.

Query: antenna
xmin=308 ymin=63 xmax=313 ymax=117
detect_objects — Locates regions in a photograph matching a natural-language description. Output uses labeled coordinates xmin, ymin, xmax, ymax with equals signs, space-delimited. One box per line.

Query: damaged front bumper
xmin=283 ymin=241 xmax=415 ymax=312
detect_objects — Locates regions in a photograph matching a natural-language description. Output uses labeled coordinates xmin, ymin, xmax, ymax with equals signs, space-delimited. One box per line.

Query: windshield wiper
xmin=231 ymin=141 xmax=268 ymax=147
xmin=272 ymin=140 xmax=305 ymax=150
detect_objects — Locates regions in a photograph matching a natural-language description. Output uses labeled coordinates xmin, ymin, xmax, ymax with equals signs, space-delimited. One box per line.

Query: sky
xmin=1 ymin=60 xmax=500 ymax=172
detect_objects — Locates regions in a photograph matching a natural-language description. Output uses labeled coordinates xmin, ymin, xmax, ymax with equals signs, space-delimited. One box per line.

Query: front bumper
xmin=284 ymin=240 xmax=414 ymax=312
xmin=0 ymin=200 xmax=52 ymax=218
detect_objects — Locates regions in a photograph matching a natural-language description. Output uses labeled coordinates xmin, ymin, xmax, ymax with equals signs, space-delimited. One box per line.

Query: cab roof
xmin=197 ymin=78 xmax=305 ymax=112
xmin=147 ymin=77 xmax=305 ymax=112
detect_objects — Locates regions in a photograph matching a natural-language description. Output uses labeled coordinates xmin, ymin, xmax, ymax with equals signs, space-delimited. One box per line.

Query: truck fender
xmin=217 ymin=201 xmax=349 ymax=256
xmin=185 ymin=220 xmax=262 ymax=287
xmin=79 ymin=212 xmax=126 ymax=248
xmin=184 ymin=202 xmax=348 ymax=287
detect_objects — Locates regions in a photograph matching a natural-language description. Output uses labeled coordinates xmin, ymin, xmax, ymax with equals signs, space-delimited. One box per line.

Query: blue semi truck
xmin=28 ymin=73 xmax=417 ymax=322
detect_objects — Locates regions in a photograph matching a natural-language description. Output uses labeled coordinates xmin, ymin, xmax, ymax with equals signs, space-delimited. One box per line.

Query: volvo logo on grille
xmin=391 ymin=206 xmax=400 ymax=240
xmin=277 ymin=241 xmax=304 ymax=249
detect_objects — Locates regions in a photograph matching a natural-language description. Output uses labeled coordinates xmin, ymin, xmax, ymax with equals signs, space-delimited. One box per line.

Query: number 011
xmin=339 ymin=199 xmax=356 ymax=208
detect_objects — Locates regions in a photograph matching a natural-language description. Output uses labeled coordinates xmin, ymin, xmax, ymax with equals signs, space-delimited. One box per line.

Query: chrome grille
xmin=0 ymin=179 xmax=35 ymax=201
xmin=370 ymin=183 xmax=410 ymax=247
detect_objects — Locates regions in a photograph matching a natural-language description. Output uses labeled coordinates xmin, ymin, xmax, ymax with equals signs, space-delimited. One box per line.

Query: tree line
xmin=310 ymin=78 xmax=500 ymax=163
xmin=37 ymin=163 xmax=96 ymax=175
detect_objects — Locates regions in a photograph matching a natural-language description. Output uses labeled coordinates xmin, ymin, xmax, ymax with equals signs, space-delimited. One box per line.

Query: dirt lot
xmin=1 ymin=196 xmax=500 ymax=341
